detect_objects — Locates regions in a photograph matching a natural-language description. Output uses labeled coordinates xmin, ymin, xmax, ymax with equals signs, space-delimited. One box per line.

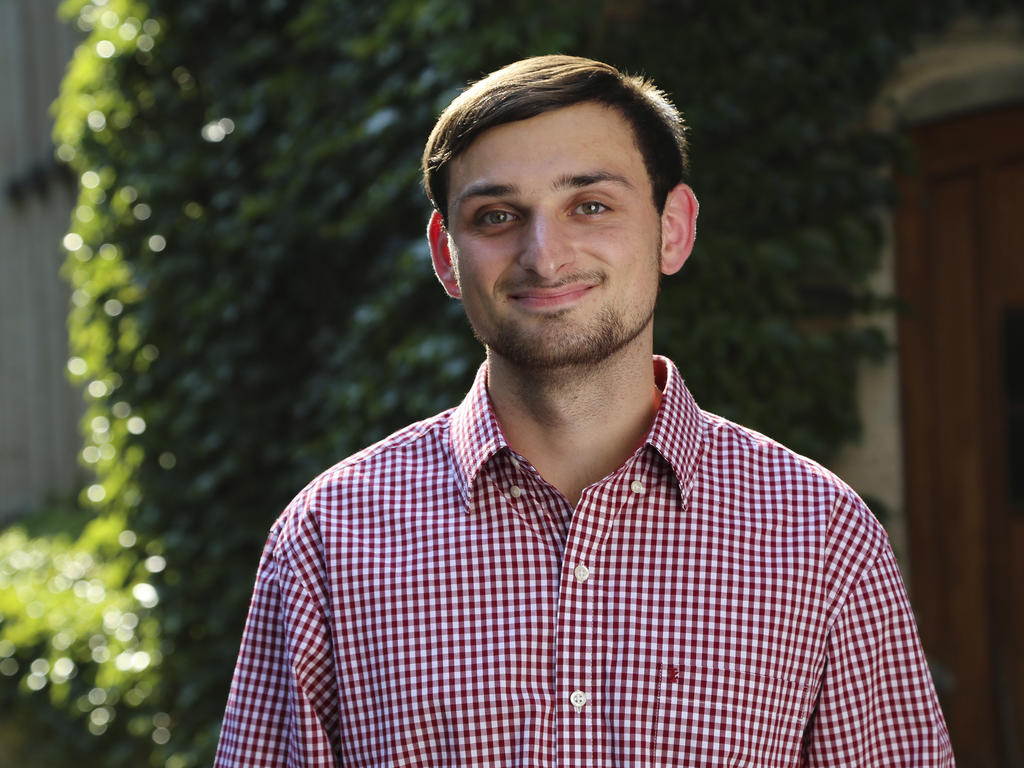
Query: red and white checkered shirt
xmin=215 ymin=356 xmax=953 ymax=767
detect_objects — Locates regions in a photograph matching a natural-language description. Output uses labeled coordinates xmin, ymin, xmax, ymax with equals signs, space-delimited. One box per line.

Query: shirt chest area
xmin=322 ymin=457 xmax=826 ymax=765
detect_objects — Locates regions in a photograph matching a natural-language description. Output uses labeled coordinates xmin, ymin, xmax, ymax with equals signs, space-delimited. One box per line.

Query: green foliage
xmin=0 ymin=503 xmax=163 ymax=766
xmin=2 ymin=0 xmax=1014 ymax=764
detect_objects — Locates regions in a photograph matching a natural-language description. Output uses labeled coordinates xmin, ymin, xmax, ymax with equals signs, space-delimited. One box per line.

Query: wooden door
xmin=895 ymin=103 xmax=1024 ymax=768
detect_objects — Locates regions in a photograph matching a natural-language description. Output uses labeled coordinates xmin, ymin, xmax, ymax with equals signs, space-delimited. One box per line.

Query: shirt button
xmin=573 ymin=564 xmax=590 ymax=583
xmin=569 ymin=690 xmax=587 ymax=709
xmin=510 ymin=485 xmax=523 ymax=498
xmin=630 ymin=479 xmax=644 ymax=494
xmin=510 ymin=456 xmax=520 ymax=469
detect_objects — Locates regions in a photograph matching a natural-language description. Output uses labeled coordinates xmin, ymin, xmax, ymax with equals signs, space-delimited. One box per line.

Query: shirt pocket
xmin=653 ymin=662 xmax=814 ymax=767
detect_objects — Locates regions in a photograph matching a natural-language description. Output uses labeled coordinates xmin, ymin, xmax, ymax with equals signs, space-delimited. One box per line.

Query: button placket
xmin=555 ymin=465 xmax=648 ymax=762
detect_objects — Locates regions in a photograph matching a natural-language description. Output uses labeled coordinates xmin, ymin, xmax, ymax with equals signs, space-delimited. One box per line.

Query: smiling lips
xmin=509 ymin=283 xmax=597 ymax=309
xmin=504 ymin=273 xmax=605 ymax=310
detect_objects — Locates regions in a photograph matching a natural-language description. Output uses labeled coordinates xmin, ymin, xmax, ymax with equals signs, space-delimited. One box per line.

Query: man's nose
xmin=518 ymin=213 xmax=575 ymax=278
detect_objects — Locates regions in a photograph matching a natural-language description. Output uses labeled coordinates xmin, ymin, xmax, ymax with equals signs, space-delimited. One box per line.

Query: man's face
xmin=430 ymin=102 xmax=692 ymax=370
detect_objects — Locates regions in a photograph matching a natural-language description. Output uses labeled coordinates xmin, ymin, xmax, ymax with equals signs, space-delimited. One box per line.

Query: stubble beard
xmin=465 ymin=268 xmax=660 ymax=371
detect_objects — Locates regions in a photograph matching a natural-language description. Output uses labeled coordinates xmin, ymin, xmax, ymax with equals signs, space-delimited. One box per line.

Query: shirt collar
xmin=448 ymin=362 xmax=509 ymax=499
xmin=645 ymin=355 xmax=709 ymax=502
xmin=448 ymin=355 xmax=708 ymax=501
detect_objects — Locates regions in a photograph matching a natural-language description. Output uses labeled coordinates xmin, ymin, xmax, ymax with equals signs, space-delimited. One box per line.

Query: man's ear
xmin=659 ymin=183 xmax=699 ymax=276
xmin=427 ymin=210 xmax=461 ymax=298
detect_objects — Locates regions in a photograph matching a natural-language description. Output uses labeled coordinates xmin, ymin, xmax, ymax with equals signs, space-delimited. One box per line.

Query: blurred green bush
xmin=0 ymin=0 xmax=1012 ymax=764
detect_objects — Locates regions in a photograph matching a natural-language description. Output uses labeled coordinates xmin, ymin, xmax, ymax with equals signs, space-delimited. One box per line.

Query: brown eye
xmin=576 ymin=201 xmax=607 ymax=215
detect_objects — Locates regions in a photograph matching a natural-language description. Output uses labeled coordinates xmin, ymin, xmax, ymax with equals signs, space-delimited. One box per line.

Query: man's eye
xmin=481 ymin=210 xmax=513 ymax=225
xmin=577 ymin=201 xmax=607 ymax=215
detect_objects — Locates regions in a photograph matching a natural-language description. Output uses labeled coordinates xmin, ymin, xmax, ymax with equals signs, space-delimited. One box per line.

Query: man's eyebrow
xmin=452 ymin=182 xmax=518 ymax=213
xmin=452 ymin=171 xmax=633 ymax=213
xmin=553 ymin=171 xmax=634 ymax=190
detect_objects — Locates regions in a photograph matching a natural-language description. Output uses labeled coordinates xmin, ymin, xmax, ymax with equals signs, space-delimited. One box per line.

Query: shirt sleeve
xmin=801 ymin=542 xmax=955 ymax=766
xmin=214 ymin=526 xmax=341 ymax=768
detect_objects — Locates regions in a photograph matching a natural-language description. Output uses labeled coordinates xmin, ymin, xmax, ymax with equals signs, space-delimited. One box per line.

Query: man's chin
xmin=484 ymin=330 xmax=631 ymax=371
xmin=472 ymin=304 xmax=655 ymax=372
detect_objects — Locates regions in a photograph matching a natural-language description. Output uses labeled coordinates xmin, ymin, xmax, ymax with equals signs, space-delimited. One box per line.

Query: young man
xmin=215 ymin=56 xmax=953 ymax=766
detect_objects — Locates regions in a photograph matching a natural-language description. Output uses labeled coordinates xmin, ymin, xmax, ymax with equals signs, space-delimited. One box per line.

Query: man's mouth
xmin=508 ymin=283 xmax=597 ymax=309
xmin=505 ymin=273 xmax=605 ymax=309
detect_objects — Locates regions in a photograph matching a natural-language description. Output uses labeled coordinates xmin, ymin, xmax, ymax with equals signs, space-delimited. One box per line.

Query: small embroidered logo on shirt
xmin=668 ymin=666 xmax=679 ymax=684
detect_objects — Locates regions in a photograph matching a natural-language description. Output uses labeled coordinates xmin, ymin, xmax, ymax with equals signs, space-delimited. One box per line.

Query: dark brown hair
xmin=422 ymin=55 xmax=689 ymax=224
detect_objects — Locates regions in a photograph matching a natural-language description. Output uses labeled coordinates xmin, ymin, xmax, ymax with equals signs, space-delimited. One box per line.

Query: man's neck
xmin=485 ymin=341 xmax=660 ymax=507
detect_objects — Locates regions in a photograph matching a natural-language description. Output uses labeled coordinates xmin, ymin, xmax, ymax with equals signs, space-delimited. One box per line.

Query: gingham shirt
xmin=215 ymin=356 xmax=953 ymax=767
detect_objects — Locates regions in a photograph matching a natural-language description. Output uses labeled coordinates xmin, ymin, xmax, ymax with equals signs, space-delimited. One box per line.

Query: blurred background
xmin=1 ymin=0 xmax=1021 ymax=765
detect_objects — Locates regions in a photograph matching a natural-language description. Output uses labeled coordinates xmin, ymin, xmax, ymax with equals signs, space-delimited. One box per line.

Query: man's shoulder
xmin=313 ymin=407 xmax=458 ymax=492
xmin=266 ymin=407 xmax=461 ymax=553
xmin=701 ymin=410 xmax=843 ymax=482
xmin=697 ymin=410 xmax=885 ymax=544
